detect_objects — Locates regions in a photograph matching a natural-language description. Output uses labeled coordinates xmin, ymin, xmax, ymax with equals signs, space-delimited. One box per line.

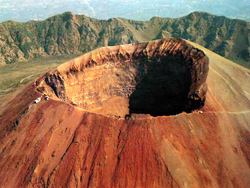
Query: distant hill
xmin=0 ymin=11 xmax=249 ymax=66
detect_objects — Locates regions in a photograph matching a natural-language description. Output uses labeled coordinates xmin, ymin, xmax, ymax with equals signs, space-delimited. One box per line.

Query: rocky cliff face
xmin=0 ymin=39 xmax=249 ymax=188
xmin=0 ymin=11 xmax=249 ymax=66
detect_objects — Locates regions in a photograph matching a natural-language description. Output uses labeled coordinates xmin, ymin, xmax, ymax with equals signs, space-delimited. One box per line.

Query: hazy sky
xmin=0 ymin=0 xmax=249 ymax=23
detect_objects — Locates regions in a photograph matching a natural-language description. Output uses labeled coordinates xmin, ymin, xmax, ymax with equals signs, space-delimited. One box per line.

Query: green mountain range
xmin=0 ymin=11 xmax=249 ymax=66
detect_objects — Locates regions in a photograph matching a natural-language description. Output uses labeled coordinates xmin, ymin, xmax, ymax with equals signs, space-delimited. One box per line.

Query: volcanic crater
xmin=37 ymin=38 xmax=209 ymax=117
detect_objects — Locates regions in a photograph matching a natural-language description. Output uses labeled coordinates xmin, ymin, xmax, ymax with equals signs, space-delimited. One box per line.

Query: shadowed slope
xmin=0 ymin=38 xmax=249 ymax=188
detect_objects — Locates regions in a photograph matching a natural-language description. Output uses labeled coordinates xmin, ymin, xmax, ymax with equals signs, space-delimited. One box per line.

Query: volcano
xmin=0 ymin=38 xmax=249 ymax=188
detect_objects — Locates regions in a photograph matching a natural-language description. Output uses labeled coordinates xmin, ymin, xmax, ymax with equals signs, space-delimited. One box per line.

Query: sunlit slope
xmin=188 ymin=40 xmax=250 ymax=112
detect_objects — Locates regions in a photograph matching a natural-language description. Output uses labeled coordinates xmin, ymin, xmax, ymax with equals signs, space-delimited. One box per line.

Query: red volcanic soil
xmin=0 ymin=38 xmax=250 ymax=188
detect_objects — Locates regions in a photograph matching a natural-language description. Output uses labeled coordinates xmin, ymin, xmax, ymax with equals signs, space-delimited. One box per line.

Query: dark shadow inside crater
xmin=129 ymin=55 xmax=196 ymax=116
xmin=41 ymin=44 xmax=207 ymax=118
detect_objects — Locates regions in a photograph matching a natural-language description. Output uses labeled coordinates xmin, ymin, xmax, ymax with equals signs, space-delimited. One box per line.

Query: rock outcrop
xmin=37 ymin=38 xmax=208 ymax=117
xmin=0 ymin=11 xmax=249 ymax=66
xmin=0 ymin=39 xmax=249 ymax=188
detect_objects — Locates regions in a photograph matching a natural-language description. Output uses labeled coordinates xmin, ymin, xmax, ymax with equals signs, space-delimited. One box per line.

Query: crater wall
xmin=37 ymin=38 xmax=209 ymax=117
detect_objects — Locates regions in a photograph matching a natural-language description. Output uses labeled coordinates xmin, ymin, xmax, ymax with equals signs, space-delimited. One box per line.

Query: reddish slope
xmin=0 ymin=38 xmax=249 ymax=188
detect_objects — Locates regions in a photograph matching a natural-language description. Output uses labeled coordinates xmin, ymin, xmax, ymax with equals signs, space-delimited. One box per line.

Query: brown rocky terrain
xmin=0 ymin=11 xmax=249 ymax=67
xmin=0 ymin=38 xmax=250 ymax=188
